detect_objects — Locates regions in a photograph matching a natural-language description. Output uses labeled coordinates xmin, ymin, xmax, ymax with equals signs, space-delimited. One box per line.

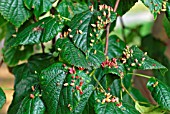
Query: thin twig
xmin=120 ymin=78 xmax=136 ymax=102
xmin=93 ymin=74 xmax=106 ymax=93
xmin=113 ymin=0 xmax=120 ymax=12
xmin=104 ymin=23 xmax=111 ymax=55
xmin=104 ymin=0 xmax=120 ymax=55
xmin=120 ymin=16 xmax=126 ymax=42
xmin=61 ymin=16 xmax=71 ymax=21
xmin=90 ymin=69 xmax=106 ymax=93
xmin=128 ymin=73 xmax=152 ymax=79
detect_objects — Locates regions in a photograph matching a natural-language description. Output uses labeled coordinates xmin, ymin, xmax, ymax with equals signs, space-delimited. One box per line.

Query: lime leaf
xmin=24 ymin=0 xmax=52 ymax=19
xmin=141 ymin=0 xmax=163 ymax=19
xmin=10 ymin=16 xmax=64 ymax=47
xmin=0 ymin=0 xmax=31 ymax=27
xmin=39 ymin=63 xmax=67 ymax=114
xmin=147 ymin=78 xmax=170 ymax=111
xmin=55 ymin=38 xmax=89 ymax=69
xmin=0 ymin=87 xmax=6 ymax=109
xmin=135 ymin=101 xmax=166 ymax=114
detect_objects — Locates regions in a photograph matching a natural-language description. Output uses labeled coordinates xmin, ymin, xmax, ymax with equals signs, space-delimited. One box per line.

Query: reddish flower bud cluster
xmin=101 ymin=58 xmax=118 ymax=68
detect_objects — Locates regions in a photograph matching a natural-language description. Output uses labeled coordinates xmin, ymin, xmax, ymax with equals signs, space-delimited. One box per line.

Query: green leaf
xmin=0 ymin=15 xmax=8 ymax=41
xmin=141 ymin=35 xmax=166 ymax=58
xmin=141 ymin=0 xmax=163 ymax=19
xmin=8 ymin=54 xmax=55 ymax=114
xmin=39 ymin=63 xmax=67 ymax=114
xmin=147 ymin=78 xmax=170 ymax=111
xmin=102 ymin=61 xmax=125 ymax=76
xmin=11 ymin=95 xmax=45 ymax=114
xmin=108 ymin=35 xmax=126 ymax=58
xmin=100 ymin=0 xmax=138 ymax=15
xmin=10 ymin=16 xmax=64 ymax=47
xmin=12 ymin=54 xmax=56 ymax=85
xmin=141 ymin=34 xmax=170 ymax=86
xmin=56 ymin=38 xmax=89 ymax=69
xmin=112 ymin=0 xmax=138 ymax=16
xmin=57 ymin=71 xmax=94 ymax=114
xmin=87 ymin=49 xmax=105 ymax=68
xmin=57 ymin=0 xmax=88 ymax=20
xmin=3 ymin=45 xmax=33 ymax=67
xmin=82 ymin=93 xmax=96 ymax=114
xmin=24 ymin=0 xmax=52 ymax=19
xmin=0 ymin=0 xmax=31 ymax=27
xmin=128 ymin=46 xmax=168 ymax=75
xmin=69 ymin=9 xmax=116 ymax=53
xmin=166 ymin=2 xmax=170 ymax=21
xmin=0 ymin=87 xmax=6 ymax=109
xmin=135 ymin=102 xmax=166 ymax=114
xmin=94 ymin=92 xmax=140 ymax=114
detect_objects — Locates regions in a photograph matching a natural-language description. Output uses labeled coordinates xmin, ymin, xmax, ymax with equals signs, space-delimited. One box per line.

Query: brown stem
xmin=120 ymin=16 xmax=126 ymax=42
xmin=33 ymin=15 xmax=38 ymax=22
xmin=52 ymin=37 xmax=56 ymax=45
xmin=113 ymin=0 xmax=120 ymax=12
xmin=0 ymin=59 xmax=3 ymax=67
xmin=41 ymin=43 xmax=45 ymax=54
xmin=104 ymin=0 xmax=120 ymax=55
xmin=104 ymin=23 xmax=111 ymax=55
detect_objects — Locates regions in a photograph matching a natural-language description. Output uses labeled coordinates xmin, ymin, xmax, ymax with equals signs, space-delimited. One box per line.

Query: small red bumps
xmin=116 ymin=102 xmax=122 ymax=108
xmin=76 ymin=76 xmax=79 ymax=79
xmin=76 ymin=85 xmax=80 ymax=90
xmin=152 ymin=64 xmax=156 ymax=66
xmin=107 ymin=87 xmax=111 ymax=91
xmin=79 ymin=90 xmax=83 ymax=95
xmin=69 ymin=67 xmax=76 ymax=74
xmin=71 ymin=80 xmax=75 ymax=83
xmin=79 ymin=81 xmax=83 ymax=86
xmin=63 ymin=64 xmax=67 ymax=67
xmin=30 ymin=94 xmax=35 ymax=99
xmin=78 ymin=67 xmax=84 ymax=71
xmin=72 ymin=89 xmax=75 ymax=92
xmin=111 ymin=98 xmax=116 ymax=102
